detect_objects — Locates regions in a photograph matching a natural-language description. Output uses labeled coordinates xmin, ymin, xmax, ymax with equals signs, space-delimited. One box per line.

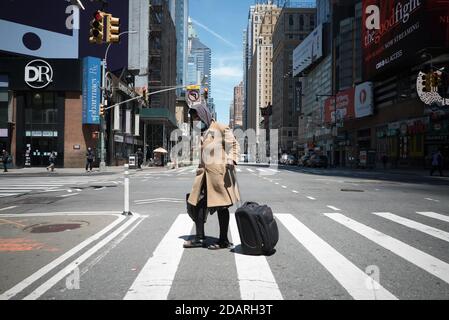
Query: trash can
xmin=128 ymin=154 xmax=137 ymax=169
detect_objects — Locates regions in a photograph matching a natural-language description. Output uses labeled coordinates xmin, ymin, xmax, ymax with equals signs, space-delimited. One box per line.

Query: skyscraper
xmin=169 ymin=0 xmax=189 ymax=97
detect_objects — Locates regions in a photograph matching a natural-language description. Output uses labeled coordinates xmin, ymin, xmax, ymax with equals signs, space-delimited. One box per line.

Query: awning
xmin=139 ymin=108 xmax=177 ymax=127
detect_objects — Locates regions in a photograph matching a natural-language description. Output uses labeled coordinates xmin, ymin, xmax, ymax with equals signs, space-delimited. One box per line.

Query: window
xmin=289 ymin=15 xmax=294 ymax=26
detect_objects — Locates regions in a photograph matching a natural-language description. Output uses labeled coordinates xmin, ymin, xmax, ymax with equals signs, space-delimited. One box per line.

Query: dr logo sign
xmin=25 ymin=60 xmax=53 ymax=89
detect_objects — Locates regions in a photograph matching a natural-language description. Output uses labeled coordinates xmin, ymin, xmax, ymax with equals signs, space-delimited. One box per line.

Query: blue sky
xmin=189 ymin=0 xmax=254 ymax=124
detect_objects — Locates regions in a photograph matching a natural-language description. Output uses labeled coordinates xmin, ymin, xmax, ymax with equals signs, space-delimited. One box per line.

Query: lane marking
xmin=327 ymin=206 xmax=341 ymax=211
xmin=0 ymin=206 xmax=18 ymax=212
xmin=59 ymin=193 xmax=80 ymax=198
xmin=282 ymin=186 xmax=287 ymax=189
xmin=425 ymin=198 xmax=440 ymax=202
xmin=79 ymin=217 xmax=146 ymax=278
xmin=373 ymin=212 xmax=449 ymax=243
xmin=325 ymin=213 xmax=449 ymax=285
xmin=24 ymin=214 xmax=141 ymax=300
xmin=306 ymin=196 xmax=316 ymax=200
xmin=246 ymin=168 xmax=255 ymax=173
xmin=292 ymin=190 xmax=299 ymax=194
xmin=124 ymin=214 xmax=193 ymax=300
xmin=416 ymin=212 xmax=449 ymax=223
xmin=276 ymin=214 xmax=396 ymax=300
xmin=229 ymin=215 xmax=283 ymax=300
xmin=0 ymin=213 xmax=125 ymax=300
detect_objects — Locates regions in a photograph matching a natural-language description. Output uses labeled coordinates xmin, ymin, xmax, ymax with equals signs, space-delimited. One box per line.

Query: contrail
xmin=190 ymin=18 xmax=238 ymax=49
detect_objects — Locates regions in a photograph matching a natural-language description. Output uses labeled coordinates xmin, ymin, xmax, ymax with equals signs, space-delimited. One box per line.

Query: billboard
xmin=82 ymin=57 xmax=101 ymax=125
xmin=0 ymin=0 xmax=129 ymax=71
xmin=293 ymin=24 xmax=323 ymax=76
xmin=324 ymin=88 xmax=355 ymax=124
xmin=355 ymin=82 xmax=374 ymax=118
xmin=362 ymin=0 xmax=449 ymax=79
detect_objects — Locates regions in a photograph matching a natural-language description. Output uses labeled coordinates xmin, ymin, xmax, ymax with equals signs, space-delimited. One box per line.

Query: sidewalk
xmin=327 ymin=166 xmax=449 ymax=180
xmin=0 ymin=165 xmax=168 ymax=177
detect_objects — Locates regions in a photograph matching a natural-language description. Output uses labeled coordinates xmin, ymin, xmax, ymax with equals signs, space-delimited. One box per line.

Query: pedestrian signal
xmin=89 ymin=11 xmax=105 ymax=44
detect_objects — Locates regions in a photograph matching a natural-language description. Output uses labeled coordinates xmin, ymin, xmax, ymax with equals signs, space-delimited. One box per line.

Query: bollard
xmin=123 ymin=164 xmax=132 ymax=216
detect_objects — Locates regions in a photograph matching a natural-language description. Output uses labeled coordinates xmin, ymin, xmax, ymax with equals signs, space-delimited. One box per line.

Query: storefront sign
xmin=355 ymin=82 xmax=374 ymax=118
xmin=324 ymin=88 xmax=355 ymax=124
xmin=24 ymin=60 xmax=53 ymax=89
xmin=82 ymin=56 xmax=101 ymax=124
xmin=114 ymin=134 xmax=124 ymax=143
xmin=0 ymin=128 xmax=7 ymax=137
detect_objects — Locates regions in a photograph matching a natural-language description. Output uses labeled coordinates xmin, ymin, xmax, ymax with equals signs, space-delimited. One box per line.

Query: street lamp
xmin=99 ymin=30 xmax=137 ymax=171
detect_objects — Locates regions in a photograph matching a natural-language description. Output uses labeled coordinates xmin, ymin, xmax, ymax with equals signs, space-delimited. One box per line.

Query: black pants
xmin=3 ymin=161 xmax=7 ymax=172
xmin=194 ymin=180 xmax=230 ymax=243
xmin=86 ymin=160 xmax=93 ymax=171
xmin=194 ymin=207 xmax=230 ymax=243
xmin=430 ymin=165 xmax=443 ymax=176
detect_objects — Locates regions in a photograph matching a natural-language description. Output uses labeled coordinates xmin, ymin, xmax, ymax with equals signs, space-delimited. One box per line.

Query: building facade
xmin=247 ymin=3 xmax=281 ymax=157
xmin=272 ymin=7 xmax=316 ymax=156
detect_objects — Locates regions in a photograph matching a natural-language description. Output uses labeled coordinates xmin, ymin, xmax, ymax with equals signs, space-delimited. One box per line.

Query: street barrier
xmin=123 ymin=164 xmax=132 ymax=215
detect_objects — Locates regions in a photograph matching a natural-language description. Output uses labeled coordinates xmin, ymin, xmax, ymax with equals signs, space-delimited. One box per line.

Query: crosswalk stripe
xmin=276 ymin=214 xmax=397 ymax=300
xmin=23 ymin=215 xmax=141 ymax=300
xmin=0 ymin=214 xmax=126 ymax=300
xmin=373 ymin=212 xmax=449 ymax=243
xmin=229 ymin=215 xmax=283 ymax=300
xmin=325 ymin=213 xmax=449 ymax=284
xmin=416 ymin=212 xmax=449 ymax=223
xmin=0 ymin=194 xmax=19 ymax=197
xmin=124 ymin=214 xmax=193 ymax=300
xmin=246 ymin=168 xmax=255 ymax=173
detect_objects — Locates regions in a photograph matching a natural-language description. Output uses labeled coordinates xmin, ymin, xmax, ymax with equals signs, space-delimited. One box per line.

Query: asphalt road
xmin=1 ymin=164 xmax=449 ymax=300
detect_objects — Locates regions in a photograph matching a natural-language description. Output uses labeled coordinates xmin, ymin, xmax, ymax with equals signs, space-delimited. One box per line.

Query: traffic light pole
xmin=100 ymin=58 xmax=107 ymax=171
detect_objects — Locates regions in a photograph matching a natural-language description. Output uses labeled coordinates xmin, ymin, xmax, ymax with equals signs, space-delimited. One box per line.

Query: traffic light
xmin=422 ymin=73 xmax=431 ymax=92
xmin=106 ymin=14 xmax=120 ymax=43
xmin=430 ymin=72 xmax=438 ymax=88
xmin=142 ymin=88 xmax=148 ymax=104
xmin=99 ymin=103 xmax=105 ymax=117
xmin=89 ymin=10 xmax=105 ymax=44
xmin=203 ymin=87 xmax=209 ymax=100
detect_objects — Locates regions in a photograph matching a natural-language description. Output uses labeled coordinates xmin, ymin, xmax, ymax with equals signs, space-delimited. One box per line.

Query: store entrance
xmin=26 ymin=137 xmax=60 ymax=167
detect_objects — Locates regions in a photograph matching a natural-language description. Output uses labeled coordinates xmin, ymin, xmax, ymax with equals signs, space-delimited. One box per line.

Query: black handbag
xmin=186 ymin=192 xmax=208 ymax=223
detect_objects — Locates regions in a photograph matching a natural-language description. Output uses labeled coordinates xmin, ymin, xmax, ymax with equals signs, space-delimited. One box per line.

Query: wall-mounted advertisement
xmin=355 ymin=82 xmax=374 ymax=118
xmin=82 ymin=56 xmax=101 ymax=125
xmin=0 ymin=0 xmax=129 ymax=71
xmin=362 ymin=0 xmax=449 ymax=80
xmin=324 ymin=88 xmax=355 ymax=124
xmin=293 ymin=24 xmax=323 ymax=76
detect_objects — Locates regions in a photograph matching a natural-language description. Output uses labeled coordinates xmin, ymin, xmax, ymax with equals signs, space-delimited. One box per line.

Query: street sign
xmin=186 ymin=85 xmax=200 ymax=106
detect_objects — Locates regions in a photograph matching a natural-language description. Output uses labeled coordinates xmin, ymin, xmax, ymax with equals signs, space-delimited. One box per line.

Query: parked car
xmin=308 ymin=155 xmax=329 ymax=168
xmin=280 ymin=154 xmax=296 ymax=165
xmin=298 ymin=154 xmax=311 ymax=167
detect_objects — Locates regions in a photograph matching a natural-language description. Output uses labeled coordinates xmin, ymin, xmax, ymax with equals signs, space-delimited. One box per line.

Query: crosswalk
xmin=125 ymin=209 xmax=449 ymax=300
xmin=0 ymin=177 xmax=120 ymax=198
xmin=2 ymin=209 xmax=449 ymax=300
xmin=135 ymin=166 xmax=280 ymax=177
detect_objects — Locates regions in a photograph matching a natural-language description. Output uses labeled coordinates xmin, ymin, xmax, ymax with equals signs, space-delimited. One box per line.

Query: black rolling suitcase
xmin=232 ymin=170 xmax=279 ymax=256
xmin=235 ymin=201 xmax=279 ymax=256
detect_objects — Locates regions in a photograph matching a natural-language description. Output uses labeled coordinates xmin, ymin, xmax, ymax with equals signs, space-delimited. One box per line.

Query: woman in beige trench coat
xmin=184 ymin=103 xmax=240 ymax=249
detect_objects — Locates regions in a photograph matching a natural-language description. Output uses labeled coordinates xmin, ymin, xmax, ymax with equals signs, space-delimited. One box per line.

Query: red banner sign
xmin=324 ymin=88 xmax=355 ymax=124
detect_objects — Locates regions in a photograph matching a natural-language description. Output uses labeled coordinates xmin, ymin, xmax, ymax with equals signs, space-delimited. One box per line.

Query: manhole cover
xmin=24 ymin=221 xmax=89 ymax=233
